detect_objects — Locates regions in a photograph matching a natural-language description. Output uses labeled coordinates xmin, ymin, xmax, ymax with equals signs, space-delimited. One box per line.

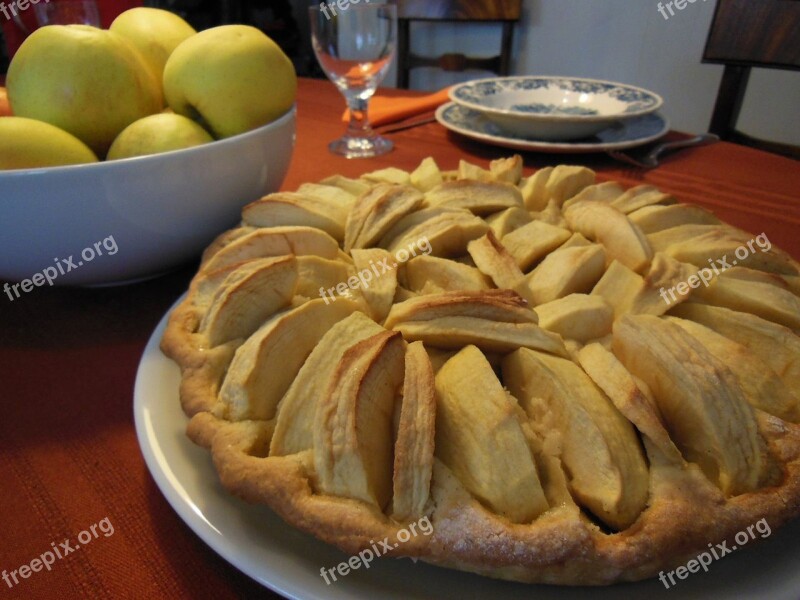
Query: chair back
xmin=397 ymin=0 xmax=522 ymax=89
xmin=398 ymin=0 xmax=521 ymax=21
xmin=703 ymin=0 xmax=800 ymax=70
xmin=702 ymin=0 xmax=800 ymax=158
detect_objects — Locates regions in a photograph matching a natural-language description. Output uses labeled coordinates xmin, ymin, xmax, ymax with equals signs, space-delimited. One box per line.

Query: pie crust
xmin=161 ymin=156 xmax=800 ymax=585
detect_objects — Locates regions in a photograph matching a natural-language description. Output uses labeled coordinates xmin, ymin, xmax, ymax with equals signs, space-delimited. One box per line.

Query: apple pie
xmin=161 ymin=155 xmax=800 ymax=585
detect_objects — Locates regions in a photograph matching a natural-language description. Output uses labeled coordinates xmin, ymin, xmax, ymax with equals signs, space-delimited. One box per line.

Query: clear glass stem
xmin=328 ymin=90 xmax=393 ymax=158
xmin=345 ymin=95 xmax=375 ymax=139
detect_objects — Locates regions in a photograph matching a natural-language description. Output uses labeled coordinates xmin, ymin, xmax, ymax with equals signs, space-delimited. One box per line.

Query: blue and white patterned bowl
xmin=450 ymin=76 xmax=664 ymax=141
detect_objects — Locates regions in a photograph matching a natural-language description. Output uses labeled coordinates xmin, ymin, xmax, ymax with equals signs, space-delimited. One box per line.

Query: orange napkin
xmin=0 ymin=87 xmax=11 ymax=117
xmin=342 ymin=87 xmax=452 ymax=127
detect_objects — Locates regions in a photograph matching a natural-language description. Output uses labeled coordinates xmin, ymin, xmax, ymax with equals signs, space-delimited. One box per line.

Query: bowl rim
xmin=449 ymin=76 xmax=664 ymax=123
xmin=0 ymin=105 xmax=297 ymax=178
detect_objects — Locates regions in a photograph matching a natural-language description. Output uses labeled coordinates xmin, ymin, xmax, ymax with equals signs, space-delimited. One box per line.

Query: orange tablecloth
xmin=0 ymin=78 xmax=798 ymax=600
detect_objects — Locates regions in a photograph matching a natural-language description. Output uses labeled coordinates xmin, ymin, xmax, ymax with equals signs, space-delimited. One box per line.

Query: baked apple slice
xmin=525 ymin=244 xmax=607 ymax=305
xmin=669 ymin=303 xmax=800 ymax=392
xmin=559 ymin=232 xmax=592 ymax=248
xmin=201 ymin=226 xmax=339 ymax=273
xmin=784 ymin=274 xmax=800 ymax=296
xmin=392 ymin=341 xmax=436 ymax=521
xmin=380 ymin=208 xmax=489 ymax=257
xmin=501 ymin=220 xmax=572 ymax=272
xmin=242 ymin=191 xmax=351 ymax=241
xmin=577 ymin=343 xmax=683 ymax=464
xmin=385 ymin=290 xmax=567 ymax=356
xmin=270 ymin=312 xmax=386 ymax=456
xmin=542 ymin=165 xmax=596 ymax=208
xmin=592 ymin=260 xmax=642 ymax=317
xmin=563 ymin=200 xmax=653 ymax=273
xmin=648 ymin=225 xmax=798 ymax=275
xmin=315 ymin=330 xmax=406 ymax=509
xmin=435 ymin=345 xmax=549 ymax=523
xmin=628 ymin=203 xmax=721 ymax=233
xmin=393 ymin=317 xmax=567 ymax=356
xmin=385 ymin=289 xmax=538 ymax=328
xmin=351 ymin=248 xmax=398 ymax=322
xmin=561 ymin=181 xmax=625 ymax=210
xmin=361 ymin=166 xmax=411 ymax=185
xmin=502 ymin=347 xmax=649 ymax=530
xmin=592 ymin=254 xmax=696 ymax=317
xmin=535 ymin=294 xmax=614 ymax=343
xmin=217 ymin=298 xmax=360 ymax=420
xmin=519 ymin=166 xmax=553 ymax=210
xmin=668 ymin=316 xmax=800 ymax=422
xmin=609 ymin=184 xmax=675 ymax=214
xmin=344 ymin=184 xmax=424 ymax=251
xmin=319 ymin=174 xmax=372 ymax=197
xmin=489 ymin=155 xmax=523 ymax=184
xmin=612 ymin=315 xmax=766 ymax=496
xmin=295 ymin=256 xmax=352 ymax=301
xmin=486 ymin=206 xmax=532 ymax=239
xmin=467 ymin=231 xmax=535 ymax=303
xmin=199 ymin=255 xmax=297 ymax=347
xmin=534 ymin=200 xmax=569 ymax=228
xmin=410 ymin=157 xmax=444 ymax=192
xmin=691 ymin=267 xmax=800 ymax=329
xmin=403 ymin=255 xmax=491 ymax=294
xmin=457 ymin=156 xmax=523 ymax=184
xmin=297 ymin=182 xmax=358 ymax=205
xmin=425 ymin=180 xmax=523 ymax=215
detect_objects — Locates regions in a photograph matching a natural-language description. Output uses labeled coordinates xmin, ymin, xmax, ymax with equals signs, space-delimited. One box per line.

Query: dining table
xmin=1 ymin=76 xmax=799 ymax=600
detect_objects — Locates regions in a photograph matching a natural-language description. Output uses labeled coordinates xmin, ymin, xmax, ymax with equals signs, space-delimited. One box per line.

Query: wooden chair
xmin=702 ymin=0 xmax=800 ymax=159
xmin=397 ymin=0 xmax=522 ymax=89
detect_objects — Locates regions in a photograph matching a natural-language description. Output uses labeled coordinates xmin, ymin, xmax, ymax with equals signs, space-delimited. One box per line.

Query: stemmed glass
xmin=309 ymin=3 xmax=397 ymax=158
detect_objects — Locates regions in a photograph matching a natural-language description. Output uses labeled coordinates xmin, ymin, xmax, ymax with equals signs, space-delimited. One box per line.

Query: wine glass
xmin=309 ymin=3 xmax=397 ymax=158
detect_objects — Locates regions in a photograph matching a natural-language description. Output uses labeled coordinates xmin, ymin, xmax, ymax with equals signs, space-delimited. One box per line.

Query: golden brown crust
xmin=198 ymin=415 xmax=800 ymax=584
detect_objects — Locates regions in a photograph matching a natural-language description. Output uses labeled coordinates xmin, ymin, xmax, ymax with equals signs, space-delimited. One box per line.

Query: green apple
xmin=107 ymin=113 xmax=213 ymax=160
xmin=164 ymin=25 xmax=296 ymax=138
xmin=0 ymin=117 xmax=98 ymax=170
xmin=110 ymin=8 xmax=196 ymax=83
xmin=7 ymin=25 xmax=162 ymax=156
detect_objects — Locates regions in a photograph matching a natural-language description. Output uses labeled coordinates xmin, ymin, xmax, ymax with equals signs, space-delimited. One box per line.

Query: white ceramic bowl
xmin=0 ymin=108 xmax=295 ymax=287
xmin=450 ymin=76 xmax=663 ymax=141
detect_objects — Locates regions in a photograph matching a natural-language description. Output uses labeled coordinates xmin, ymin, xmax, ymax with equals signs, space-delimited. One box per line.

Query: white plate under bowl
xmin=450 ymin=76 xmax=663 ymax=141
xmin=134 ymin=296 xmax=800 ymax=600
xmin=437 ymin=102 xmax=669 ymax=154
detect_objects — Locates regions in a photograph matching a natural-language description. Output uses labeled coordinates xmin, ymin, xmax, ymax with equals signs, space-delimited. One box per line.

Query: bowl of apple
xmin=0 ymin=10 xmax=297 ymax=287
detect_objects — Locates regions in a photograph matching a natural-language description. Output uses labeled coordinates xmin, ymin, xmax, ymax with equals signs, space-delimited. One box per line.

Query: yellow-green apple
xmin=110 ymin=8 xmax=196 ymax=83
xmin=163 ymin=25 xmax=296 ymax=138
xmin=0 ymin=87 xmax=11 ymax=117
xmin=107 ymin=113 xmax=213 ymax=160
xmin=0 ymin=117 xmax=98 ymax=170
xmin=7 ymin=25 xmax=162 ymax=156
